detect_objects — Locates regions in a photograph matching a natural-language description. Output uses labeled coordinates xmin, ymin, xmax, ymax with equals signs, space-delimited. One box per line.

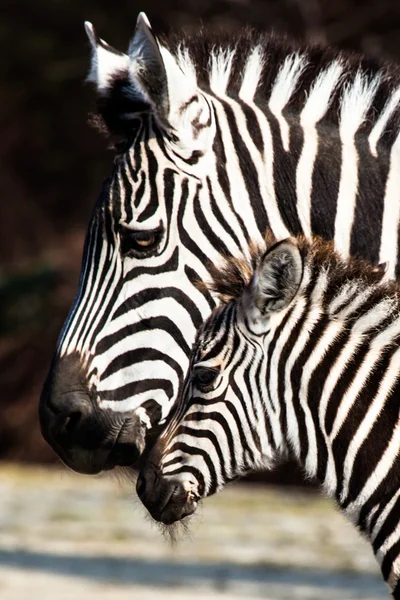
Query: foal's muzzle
xmin=137 ymin=464 xmax=199 ymax=524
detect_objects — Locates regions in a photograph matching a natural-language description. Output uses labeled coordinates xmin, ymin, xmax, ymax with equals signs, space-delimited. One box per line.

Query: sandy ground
xmin=0 ymin=464 xmax=389 ymax=599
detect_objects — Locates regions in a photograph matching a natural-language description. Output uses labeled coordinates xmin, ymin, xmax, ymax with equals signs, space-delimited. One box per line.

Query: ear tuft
xmin=84 ymin=22 xmax=98 ymax=49
xmin=137 ymin=12 xmax=151 ymax=30
xmin=131 ymin=12 xmax=154 ymax=53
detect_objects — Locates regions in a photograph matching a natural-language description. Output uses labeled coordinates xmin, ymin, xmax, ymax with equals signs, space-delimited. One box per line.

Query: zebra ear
xmin=85 ymin=21 xmax=141 ymax=134
xmin=242 ymin=239 xmax=303 ymax=335
xmin=85 ymin=14 xmax=211 ymax=148
xmin=85 ymin=22 xmax=131 ymax=92
xmin=127 ymin=13 xmax=169 ymax=121
xmin=128 ymin=13 xmax=211 ymax=147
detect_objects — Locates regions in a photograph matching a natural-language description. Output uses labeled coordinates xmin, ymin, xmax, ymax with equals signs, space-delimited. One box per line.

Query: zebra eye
xmin=120 ymin=229 xmax=162 ymax=257
xmin=192 ymin=367 xmax=219 ymax=391
xmin=134 ymin=233 xmax=156 ymax=247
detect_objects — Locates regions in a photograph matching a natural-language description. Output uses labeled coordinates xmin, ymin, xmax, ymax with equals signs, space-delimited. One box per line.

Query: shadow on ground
xmin=0 ymin=548 xmax=387 ymax=596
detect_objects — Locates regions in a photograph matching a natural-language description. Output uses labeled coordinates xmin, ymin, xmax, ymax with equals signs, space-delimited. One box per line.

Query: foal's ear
xmin=241 ymin=239 xmax=303 ymax=335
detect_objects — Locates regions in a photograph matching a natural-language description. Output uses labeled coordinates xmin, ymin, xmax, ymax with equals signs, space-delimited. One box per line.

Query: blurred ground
xmin=2 ymin=0 xmax=400 ymax=472
xmin=0 ymin=464 xmax=388 ymax=599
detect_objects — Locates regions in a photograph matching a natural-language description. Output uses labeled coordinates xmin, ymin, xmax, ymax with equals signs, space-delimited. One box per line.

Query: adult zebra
xmin=137 ymin=234 xmax=400 ymax=596
xmin=40 ymin=13 xmax=400 ymax=474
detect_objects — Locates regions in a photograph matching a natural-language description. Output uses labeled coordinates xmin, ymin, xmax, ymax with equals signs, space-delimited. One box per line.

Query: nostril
xmin=136 ymin=474 xmax=146 ymax=497
xmin=53 ymin=410 xmax=83 ymax=438
xmin=64 ymin=411 xmax=82 ymax=434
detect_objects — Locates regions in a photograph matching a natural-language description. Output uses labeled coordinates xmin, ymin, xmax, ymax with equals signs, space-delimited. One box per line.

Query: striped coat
xmin=40 ymin=13 xmax=400 ymax=479
xmin=138 ymin=234 xmax=400 ymax=597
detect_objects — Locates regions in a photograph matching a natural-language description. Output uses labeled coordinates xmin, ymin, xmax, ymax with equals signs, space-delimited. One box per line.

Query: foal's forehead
xmin=193 ymin=303 xmax=234 ymax=361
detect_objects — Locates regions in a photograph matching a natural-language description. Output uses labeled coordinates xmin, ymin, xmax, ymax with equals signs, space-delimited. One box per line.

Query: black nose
xmin=40 ymin=353 xmax=97 ymax=445
xmin=41 ymin=390 xmax=96 ymax=447
xmin=39 ymin=353 xmax=113 ymax=474
xmin=39 ymin=352 xmax=146 ymax=474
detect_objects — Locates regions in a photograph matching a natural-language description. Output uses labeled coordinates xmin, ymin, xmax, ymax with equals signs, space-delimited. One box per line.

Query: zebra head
xmin=137 ymin=236 xmax=304 ymax=524
xmin=39 ymin=13 xmax=397 ymax=477
xmin=39 ymin=14 xmax=221 ymax=474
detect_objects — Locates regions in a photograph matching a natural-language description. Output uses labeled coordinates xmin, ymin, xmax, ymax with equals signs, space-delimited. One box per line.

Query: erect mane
xmin=162 ymin=28 xmax=400 ymax=139
xmin=198 ymin=231 xmax=275 ymax=303
xmin=92 ymin=23 xmax=400 ymax=146
xmin=166 ymin=27 xmax=399 ymax=112
xmin=202 ymin=232 xmax=393 ymax=305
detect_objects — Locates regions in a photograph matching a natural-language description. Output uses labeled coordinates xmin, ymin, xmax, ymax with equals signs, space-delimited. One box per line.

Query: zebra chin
xmin=136 ymin=468 xmax=200 ymax=525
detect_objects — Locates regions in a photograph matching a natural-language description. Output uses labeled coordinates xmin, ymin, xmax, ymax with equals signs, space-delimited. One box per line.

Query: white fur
xmin=371 ymin=489 xmax=400 ymax=542
xmin=334 ymin=287 xmax=375 ymax=321
xmin=61 ymin=219 xmax=120 ymax=355
xmin=222 ymin=97 xmax=281 ymax=246
xmin=350 ymin=297 xmax=397 ymax=334
xmin=303 ymin=320 xmax=343 ymax=476
xmin=296 ymin=61 xmax=344 ymax=237
xmin=248 ymin=106 xmax=290 ymax=239
xmin=209 ymin=47 xmax=236 ymax=96
xmin=239 ymin=46 xmax=264 ymax=102
xmin=84 ymin=22 xmax=130 ymax=92
xmin=379 ymin=131 xmax=400 ymax=279
xmin=269 ymin=53 xmax=308 ymax=152
xmin=340 ymin=346 xmax=400 ymax=504
xmin=369 ymin=86 xmax=400 ymax=156
xmin=209 ymin=100 xmax=264 ymax=244
xmin=346 ymin=415 xmax=400 ymax=530
xmin=328 ymin=280 xmax=363 ymax=316
xmin=334 ymin=72 xmax=381 ymax=259
xmin=158 ymin=46 xmax=198 ymax=113
xmin=282 ymin=295 xmax=321 ymax=459
xmin=331 ymin=315 xmax=400 ymax=442
xmin=319 ymin=335 xmax=364 ymax=494
xmin=266 ymin=298 xmax=308 ymax=446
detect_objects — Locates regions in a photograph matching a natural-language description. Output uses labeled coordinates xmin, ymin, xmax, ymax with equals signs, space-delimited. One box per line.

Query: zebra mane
xmin=93 ymin=25 xmax=400 ymax=147
xmin=203 ymin=232 xmax=393 ymax=305
xmin=163 ymin=29 xmax=400 ymax=137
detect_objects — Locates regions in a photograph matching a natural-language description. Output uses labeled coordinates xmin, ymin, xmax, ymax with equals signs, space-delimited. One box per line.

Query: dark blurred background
xmin=2 ymin=0 xmax=400 ymax=470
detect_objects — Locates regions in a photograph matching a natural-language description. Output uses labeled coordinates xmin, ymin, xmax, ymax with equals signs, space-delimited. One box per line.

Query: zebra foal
xmin=138 ymin=233 xmax=400 ymax=596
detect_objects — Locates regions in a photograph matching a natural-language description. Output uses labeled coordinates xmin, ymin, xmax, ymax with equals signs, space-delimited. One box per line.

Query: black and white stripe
xmin=47 ymin=12 xmax=400 ymax=464
xmin=145 ymin=236 xmax=400 ymax=596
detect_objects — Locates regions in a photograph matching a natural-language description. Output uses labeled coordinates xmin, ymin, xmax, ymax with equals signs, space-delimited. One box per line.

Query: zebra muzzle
xmin=137 ymin=467 xmax=199 ymax=525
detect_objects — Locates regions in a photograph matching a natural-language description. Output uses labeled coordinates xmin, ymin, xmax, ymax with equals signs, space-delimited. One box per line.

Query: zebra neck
xmin=362 ymin=491 xmax=400 ymax=595
xmin=275 ymin=350 xmax=400 ymax=595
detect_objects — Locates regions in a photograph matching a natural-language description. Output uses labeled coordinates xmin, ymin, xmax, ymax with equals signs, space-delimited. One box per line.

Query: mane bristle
xmin=201 ymin=232 xmax=392 ymax=304
xmin=198 ymin=231 xmax=276 ymax=303
xmin=91 ymin=24 xmax=400 ymax=144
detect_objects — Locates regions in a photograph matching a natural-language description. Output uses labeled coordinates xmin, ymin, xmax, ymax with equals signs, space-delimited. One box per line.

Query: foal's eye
xmin=192 ymin=367 xmax=219 ymax=391
xmin=120 ymin=229 xmax=162 ymax=257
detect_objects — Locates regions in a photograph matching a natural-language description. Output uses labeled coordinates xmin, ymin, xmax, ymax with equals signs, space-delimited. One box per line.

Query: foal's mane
xmin=200 ymin=232 xmax=394 ymax=304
